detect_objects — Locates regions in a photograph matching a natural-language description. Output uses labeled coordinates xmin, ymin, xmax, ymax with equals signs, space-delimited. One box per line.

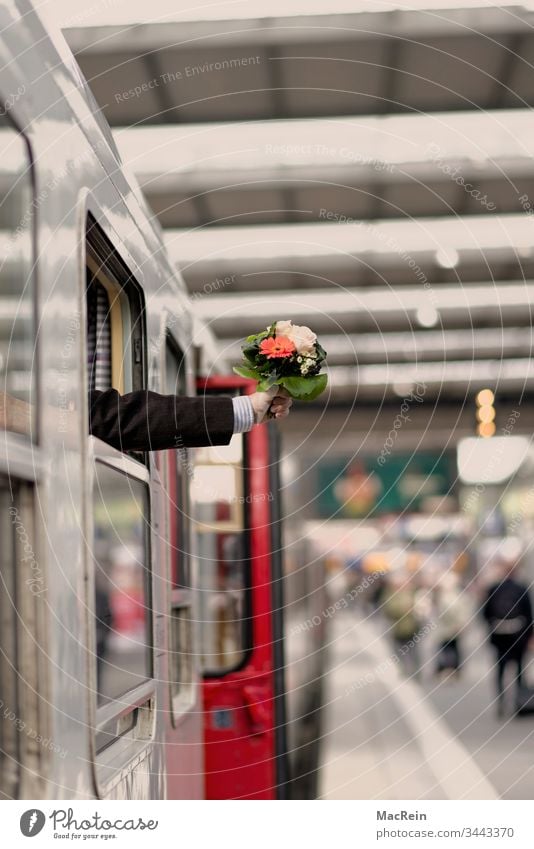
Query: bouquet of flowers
xmin=233 ymin=320 xmax=328 ymax=400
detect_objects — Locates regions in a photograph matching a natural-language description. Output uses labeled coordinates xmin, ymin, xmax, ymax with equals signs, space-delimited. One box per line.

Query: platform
xmin=319 ymin=609 xmax=500 ymax=800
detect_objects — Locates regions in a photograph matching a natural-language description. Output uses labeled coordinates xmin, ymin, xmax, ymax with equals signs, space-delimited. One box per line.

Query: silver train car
xmin=0 ymin=0 xmax=326 ymax=801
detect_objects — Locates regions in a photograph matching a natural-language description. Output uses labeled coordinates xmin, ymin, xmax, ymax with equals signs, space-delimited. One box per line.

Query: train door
xmin=195 ymin=376 xmax=289 ymax=800
xmin=83 ymin=211 xmax=163 ymax=799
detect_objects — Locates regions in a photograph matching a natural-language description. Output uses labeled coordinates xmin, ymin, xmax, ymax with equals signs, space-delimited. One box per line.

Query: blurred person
xmin=434 ymin=572 xmax=471 ymax=679
xmin=482 ymin=560 xmax=533 ymax=718
xmin=382 ymin=574 xmax=422 ymax=679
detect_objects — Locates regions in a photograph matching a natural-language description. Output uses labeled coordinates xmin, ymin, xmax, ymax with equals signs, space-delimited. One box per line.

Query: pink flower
xmin=259 ymin=335 xmax=296 ymax=359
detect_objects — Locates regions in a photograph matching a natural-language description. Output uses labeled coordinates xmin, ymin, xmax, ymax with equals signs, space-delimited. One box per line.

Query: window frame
xmin=196 ymin=389 xmax=253 ymax=679
xmin=163 ymin=330 xmax=197 ymax=723
xmin=88 ymin=439 xmax=155 ymax=748
xmin=81 ymin=203 xmax=156 ymax=786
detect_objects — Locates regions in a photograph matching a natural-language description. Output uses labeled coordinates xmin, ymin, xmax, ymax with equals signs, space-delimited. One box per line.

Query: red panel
xmin=200 ymin=377 xmax=278 ymax=800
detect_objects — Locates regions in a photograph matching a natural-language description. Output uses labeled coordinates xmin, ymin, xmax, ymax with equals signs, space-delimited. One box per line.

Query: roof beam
xmin=64 ymin=5 xmax=534 ymax=53
xmin=192 ymin=283 xmax=534 ymax=335
xmin=165 ymin=214 xmax=534 ymax=276
xmin=114 ymin=109 xmax=534 ymax=193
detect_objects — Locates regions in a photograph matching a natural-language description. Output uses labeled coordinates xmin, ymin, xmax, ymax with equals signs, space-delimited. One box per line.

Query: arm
xmin=89 ymin=386 xmax=292 ymax=451
xmin=89 ymin=388 xmax=235 ymax=450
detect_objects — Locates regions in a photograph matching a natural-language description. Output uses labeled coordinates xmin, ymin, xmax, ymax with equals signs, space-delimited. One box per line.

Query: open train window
xmin=0 ymin=113 xmax=36 ymax=441
xmin=164 ymin=336 xmax=195 ymax=716
xmin=194 ymin=432 xmax=251 ymax=675
xmin=85 ymin=214 xmax=154 ymax=762
xmin=85 ymin=213 xmax=145 ymax=395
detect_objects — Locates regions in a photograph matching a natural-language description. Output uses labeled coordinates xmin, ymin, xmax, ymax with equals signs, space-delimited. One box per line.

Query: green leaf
xmin=278 ymin=373 xmax=328 ymax=401
xmin=233 ymin=365 xmax=260 ymax=380
xmin=256 ymin=375 xmax=278 ymax=392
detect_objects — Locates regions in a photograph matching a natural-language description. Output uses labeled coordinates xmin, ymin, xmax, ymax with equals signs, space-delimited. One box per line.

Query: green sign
xmin=317 ymin=453 xmax=454 ymax=518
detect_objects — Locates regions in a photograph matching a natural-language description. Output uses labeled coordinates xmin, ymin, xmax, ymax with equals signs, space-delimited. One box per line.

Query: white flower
xmin=274 ymin=320 xmax=293 ymax=338
xmin=275 ymin=319 xmax=317 ymax=354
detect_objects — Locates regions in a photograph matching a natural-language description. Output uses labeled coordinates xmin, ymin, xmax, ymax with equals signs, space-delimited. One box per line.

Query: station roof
xmin=61 ymin=1 xmax=534 ymax=403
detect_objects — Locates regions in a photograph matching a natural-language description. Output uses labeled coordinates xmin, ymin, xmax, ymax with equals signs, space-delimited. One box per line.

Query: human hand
xmin=250 ymin=385 xmax=292 ymax=424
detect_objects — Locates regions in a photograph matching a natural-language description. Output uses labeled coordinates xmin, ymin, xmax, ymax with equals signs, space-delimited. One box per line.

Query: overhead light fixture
xmin=415 ymin=305 xmax=439 ymax=328
xmin=393 ymin=382 xmax=414 ymax=397
xmin=475 ymin=388 xmax=496 ymax=438
xmin=457 ymin=436 xmax=529 ymax=484
xmin=436 ymin=247 xmax=459 ymax=268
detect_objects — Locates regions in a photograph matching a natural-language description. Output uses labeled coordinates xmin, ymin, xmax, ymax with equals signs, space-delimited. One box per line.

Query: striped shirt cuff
xmin=232 ymin=395 xmax=255 ymax=433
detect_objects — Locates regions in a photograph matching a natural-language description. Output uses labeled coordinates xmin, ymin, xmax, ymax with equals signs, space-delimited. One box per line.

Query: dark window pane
xmin=92 ymin=462 xmax=150 ymax=705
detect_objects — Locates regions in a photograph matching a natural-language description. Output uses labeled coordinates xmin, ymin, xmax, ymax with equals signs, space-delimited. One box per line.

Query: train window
xmin=0 ymin=114 xmax=35 ymax=440
xmin=0 ymin=477 xmax=47 ymax=797
xmin=92 ymin=461 xmax=151 ymax=708
xmin=85 ymin=214 xmax=145 ymax=395
xmin=85 ymin=215 xmax=154 ymax=757
xmin=193 ymin=434 xmax=250 ymax=674
xmin=164 ymin=337 xmax=195 ymax=712
xmin=165 ymin=337 xmax=190 ymax=589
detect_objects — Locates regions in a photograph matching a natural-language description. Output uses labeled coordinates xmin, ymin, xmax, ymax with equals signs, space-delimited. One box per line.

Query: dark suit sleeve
xmin=89 ymin=388 xmax=235 ymax=451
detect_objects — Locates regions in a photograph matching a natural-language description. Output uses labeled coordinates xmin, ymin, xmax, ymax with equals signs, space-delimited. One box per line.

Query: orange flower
xmin=259 ymin=335 xmax=296 ymax=359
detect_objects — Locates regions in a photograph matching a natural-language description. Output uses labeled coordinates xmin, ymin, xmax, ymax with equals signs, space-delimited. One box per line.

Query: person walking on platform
xmin=383 ymin=574 xmax=422 ymax=679
xmin=434 ymin=572 xmax=471 ymax=679
xmin=482 ymin=562 xmax=533 ymax=718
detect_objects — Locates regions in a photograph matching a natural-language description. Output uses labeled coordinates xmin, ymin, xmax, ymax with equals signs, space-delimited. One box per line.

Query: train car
xmin=0 ymin=0 xmax=325 ymax=801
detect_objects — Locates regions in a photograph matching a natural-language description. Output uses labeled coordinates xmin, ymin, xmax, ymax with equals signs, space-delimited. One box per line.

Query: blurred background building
xmin=53 ymin=0 xmax=534 ymax=799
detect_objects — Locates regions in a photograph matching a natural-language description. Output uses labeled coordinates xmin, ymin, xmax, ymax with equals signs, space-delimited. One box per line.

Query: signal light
xmin=475 ymin=388 xmax=496 ymax=438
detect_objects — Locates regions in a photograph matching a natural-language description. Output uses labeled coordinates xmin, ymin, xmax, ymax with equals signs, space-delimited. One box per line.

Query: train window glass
xmin=0 ymin=477 xmax=47 ymax=797
xmin=164 ymin=337 xmax=196 ymax=711
xmin=92 ymin=461 xmax=151 ymax=707
xmin=0 ymin=115 xmax=35 ymax=440
xmin=165 ymin=338 xmax=190 ymax=589
xmin=169 ymin=606 xmax=194 ymax=701
xmin=85 ymin=214 xmax=145 ymax=396
xmin=194 ymin=433 xmax=250 ymax=674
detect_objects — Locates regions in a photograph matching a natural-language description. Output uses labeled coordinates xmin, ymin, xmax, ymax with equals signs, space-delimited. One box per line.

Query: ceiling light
xmin=415 ymin=305 xmax=439 ymax=327
xmin=436 ymin=247 xmax=459 ymax=268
